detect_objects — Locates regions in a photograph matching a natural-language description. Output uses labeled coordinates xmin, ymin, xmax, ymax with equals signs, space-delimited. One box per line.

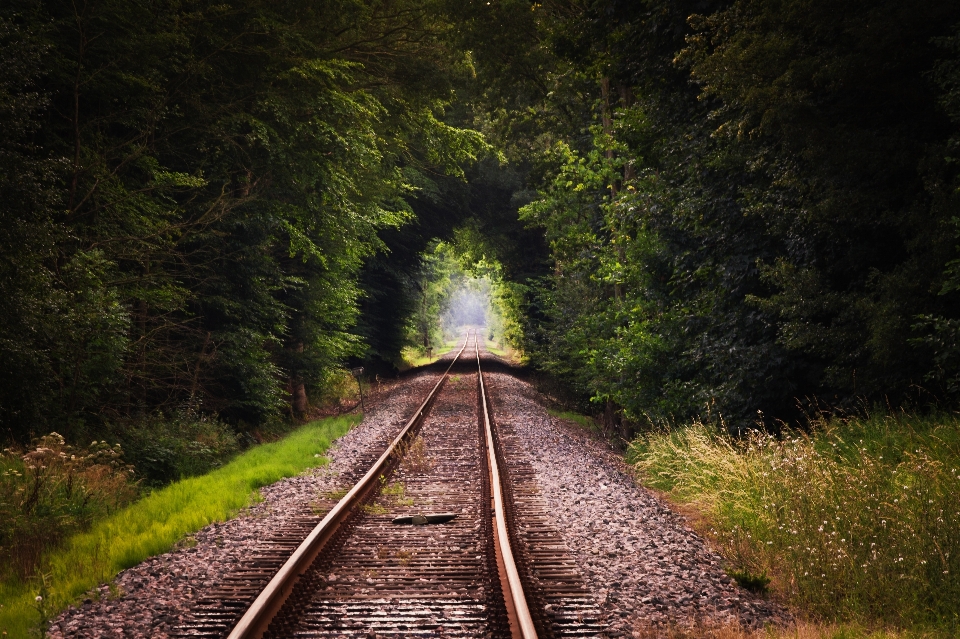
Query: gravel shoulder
xmin=48 ymin=370 xmax=441 ymax=639
xmin=486 ymin=369 xmax=791 ymax=637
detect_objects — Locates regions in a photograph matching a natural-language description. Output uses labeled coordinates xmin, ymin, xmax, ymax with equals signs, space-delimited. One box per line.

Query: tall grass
xmin=0 ymin=434 xmax=137 ymax=582
xmin=0 ymin=414 xmax=359 ymax=638
xmin=629 ymin=413 xmax=960 ymax=634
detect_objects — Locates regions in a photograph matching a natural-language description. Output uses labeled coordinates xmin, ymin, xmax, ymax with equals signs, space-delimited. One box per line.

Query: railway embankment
xmin=31 ymin=343 xmax=794 ymax=638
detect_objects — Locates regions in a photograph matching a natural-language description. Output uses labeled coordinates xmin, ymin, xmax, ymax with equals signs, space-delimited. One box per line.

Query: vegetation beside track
xmin=627 ymin=413 xmax=960 ymax=638
xmin=0 ymin=414 xmax=358 ymax=638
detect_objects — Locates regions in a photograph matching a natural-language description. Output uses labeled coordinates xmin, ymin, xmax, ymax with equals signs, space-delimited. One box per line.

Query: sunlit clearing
xmin=443 ymin=283 xmax=489 ymax=330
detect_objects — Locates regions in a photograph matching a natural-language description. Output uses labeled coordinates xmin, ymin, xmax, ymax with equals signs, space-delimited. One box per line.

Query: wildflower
xmin=35 ymin=596 xmax=42 ymax=602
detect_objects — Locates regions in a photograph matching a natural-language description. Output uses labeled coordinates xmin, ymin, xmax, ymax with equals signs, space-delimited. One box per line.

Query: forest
xmin=3 ymin=0 xmax=960 ymax=635
xmin=4 ymin=0 xmax=960 ymax=449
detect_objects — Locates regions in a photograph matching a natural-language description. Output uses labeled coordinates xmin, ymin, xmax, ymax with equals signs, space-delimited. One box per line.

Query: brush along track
xmin=175 ymin=334 xmax=605 ymax=638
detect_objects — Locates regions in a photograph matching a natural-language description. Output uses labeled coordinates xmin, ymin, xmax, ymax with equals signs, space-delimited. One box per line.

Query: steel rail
xmin=226 ymin=334 xmax=472 ymax=639
xmin=475 ymin=333 xmax=538 ymax=639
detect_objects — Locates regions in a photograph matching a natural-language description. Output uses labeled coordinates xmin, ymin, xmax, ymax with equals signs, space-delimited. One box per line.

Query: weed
xmin=31 ymin=575 xmax=50 ymax=639
xmin=401 ymin=437 xmax=433 ymax=474
xmin=396 ymin=549 xmax=413 ymax=565
xmin=630 ymin=413 xmax=960 ymax=633
xmin=0 ymin=414 xmax=358 ymax=639
xmin=631 ymin=620 xmax=926 ymax=638
xmin=176 ymin=535 xmax=198 ymax=550
xmin=381 ymin=482 xmax=414 ymax=506
xmin=728 ymin=569 xmax=771 ymax=594
xmin=0 ymin=434 xmax=137 ymax=582
xmin=362 ymin=503 xmax=388 ymax=515
xmin=321 ymin=487 xmax=350 ymax=501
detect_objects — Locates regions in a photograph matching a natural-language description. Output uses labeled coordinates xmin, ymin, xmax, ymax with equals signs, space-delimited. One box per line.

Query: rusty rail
xmin=225 ymin=335 xmax=471 ymax=639
xmin=475 ymin=332 xmax=538 ymax=639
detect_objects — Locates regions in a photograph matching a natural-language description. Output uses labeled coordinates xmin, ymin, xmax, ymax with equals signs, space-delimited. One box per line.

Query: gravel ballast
xmin=48 ymin=357 xmax=788 ymax=638
xmin=47 ymin=371 xmax=441 ymax=639
xmin=487 ymin=369 xmax=790 ymax=636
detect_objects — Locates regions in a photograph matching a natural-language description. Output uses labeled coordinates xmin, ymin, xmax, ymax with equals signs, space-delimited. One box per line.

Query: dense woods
xmin=0 ymin=0 xmax=487 ymax=443
xmin=3 ymin=0 xmax=960 ymax=440
xmin=4 ymin=1 xmax=960 ymax=634
xmin=462 ymin=0 xmax=960 ymax=432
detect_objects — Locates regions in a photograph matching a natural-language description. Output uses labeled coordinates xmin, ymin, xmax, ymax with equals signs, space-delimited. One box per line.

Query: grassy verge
xmin=0 ymin=414 xmax=359 ymax=638
xmin=628 ymin=413 xmax=960 ymax=637
xmin=484 ymin=337 xmax=525 ymax=364
xmin=399 ymin=339 xmax=463 ymax=370
xmin=399 ymin=346 xmax=436 ymax=369
xmin=632 ymin=619 xmax=942 ymax=638
xmin=547 ymin=408 xmax=603 ymax=434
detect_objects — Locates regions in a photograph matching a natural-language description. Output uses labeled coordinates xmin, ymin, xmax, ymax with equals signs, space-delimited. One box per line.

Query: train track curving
xmin=172 ymin=332 xmax=605 ymax=638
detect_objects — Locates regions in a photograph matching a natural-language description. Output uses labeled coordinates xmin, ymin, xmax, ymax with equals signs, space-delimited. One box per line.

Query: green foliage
xmin=547 ymin=409 xmax=603 ymax=436
xmin=631 ymin=414 xmax=960 ymax=631
xmin=0 ymin=0 xmax=488 ymax=440
xmin=460 ymin=0 xmax=960 ymax=430
xmin=106 ymin=413 xmax=241 ymax=487
xmin=727 ymin=569 xmax=771 ymax=595
xmin=0 ymin=415 xmax=358 ymax=639
xmin=400 ymin=237 xmax=523 ymax=357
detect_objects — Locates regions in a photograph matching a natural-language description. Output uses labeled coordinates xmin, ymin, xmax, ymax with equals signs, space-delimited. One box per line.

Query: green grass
xmin=484 ymin=337 xmax=525 ymax=363
xmin=547 ymin=408 xmax=603 ymax=434
xmin=0 ymin=414 xmax=359 ymax=638
xmin=399 ymin=338 xmax=464 ymax=370
xmin=400 ymin=347 xmax=435 ymax=368
xmin=628 ymin=412 xmax=960 ymax=636
xmin=484 ymin=339 xmax=507 ymax=357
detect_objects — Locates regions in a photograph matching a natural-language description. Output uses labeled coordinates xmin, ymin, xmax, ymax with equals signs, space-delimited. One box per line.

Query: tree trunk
xmin=289 ymin=341 xmax=308 ymax=419
xmin=290 ymin=379 xmax=308 ymax=419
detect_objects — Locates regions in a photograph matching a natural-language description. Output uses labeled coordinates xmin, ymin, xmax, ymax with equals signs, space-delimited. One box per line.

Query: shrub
xmin=109 ymin=412 xmax=240 ymax=486
xmin=0 ymin=415 xmax=358 ymax=639
xmin=630 ymin=414 xmax=960 ymax=631
xmin=0 ymin=433 xmax=137 ymax=581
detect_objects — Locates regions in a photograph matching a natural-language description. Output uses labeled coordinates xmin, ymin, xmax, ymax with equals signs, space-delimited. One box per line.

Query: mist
xmin=442 ymin=283 xmax=489 ymax=332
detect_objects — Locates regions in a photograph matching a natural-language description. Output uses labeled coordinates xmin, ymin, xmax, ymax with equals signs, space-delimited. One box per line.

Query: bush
xmin=110 ymin=412 xmax=240 ymax=486
xmin=0 ymin=415 xmax=358 ymax=639
xmin=629 ymin=414 xmax=960 ymax=632
xmin=0 ymin=433 xmax=137 ymax=582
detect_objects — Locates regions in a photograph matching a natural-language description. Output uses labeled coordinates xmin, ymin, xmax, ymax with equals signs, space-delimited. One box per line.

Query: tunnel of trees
xmin=2 ymin=0 xmax=960 ymax=448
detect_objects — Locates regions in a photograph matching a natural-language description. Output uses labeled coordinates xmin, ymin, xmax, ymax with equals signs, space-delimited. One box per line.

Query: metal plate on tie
xmin=391 ymin=512 xmax=458 ymax=525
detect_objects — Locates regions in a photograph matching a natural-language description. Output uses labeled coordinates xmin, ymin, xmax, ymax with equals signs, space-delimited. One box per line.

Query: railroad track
xmin=173 ymin=332 xmax=605 ymax=638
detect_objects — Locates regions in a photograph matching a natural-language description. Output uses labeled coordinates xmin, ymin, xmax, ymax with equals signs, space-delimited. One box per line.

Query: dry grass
xmin=0 ymin=433 xmax=137 ymax=582
xmin=400 ymin=436 xmax=434 ymax=474
xmin=632 ymin=620 xmax=928 ymax=638
xmin=629 ymin=413 xmax=960 ymax=635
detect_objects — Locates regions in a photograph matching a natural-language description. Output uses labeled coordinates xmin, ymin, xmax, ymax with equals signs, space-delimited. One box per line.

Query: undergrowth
xmin=105 ymin=412 xmax=241 ymax=486
xmin=0 ymin=435 xmax=137 ymax=583
xmin=547 ymin=408 xmax=603 ymax=435
xmin=629 ymin=412 xmax=960 ymax=635
xmin=632 ymin=619 xmax=943 ymax=638
xmin=0 ymin=414 xmax=359 ymax=638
